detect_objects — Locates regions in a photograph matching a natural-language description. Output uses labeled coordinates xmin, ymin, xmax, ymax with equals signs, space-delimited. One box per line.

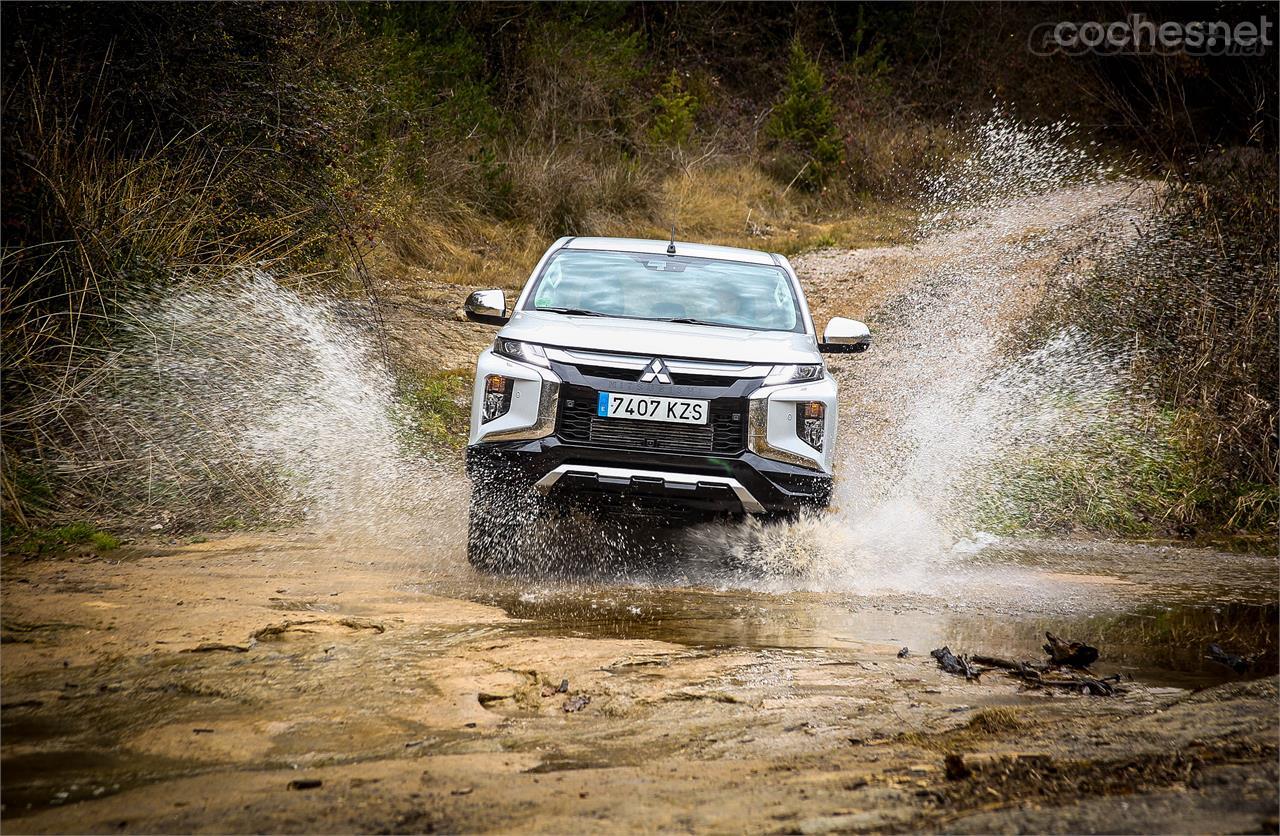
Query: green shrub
xmin=4 ymin=521 xmax=120 ymax=554
xmin=393 ymin=369 xmax=473 ymax=453
xmin=1013 ymin=149 xmax=1278 ymax=537
xmin=767 ymin=39 xmax=845 ymax=191
xmin=520 ymin=16 xmax=644 ymax=147
xmin=650 ymin=71 xmax=698 ymax=148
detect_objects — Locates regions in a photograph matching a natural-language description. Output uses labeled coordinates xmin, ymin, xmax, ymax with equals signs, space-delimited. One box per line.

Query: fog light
xmin=797 ymin=401 xmax=825 ymax=450
xmin=483 ymin=375 xmax=513 ymax=422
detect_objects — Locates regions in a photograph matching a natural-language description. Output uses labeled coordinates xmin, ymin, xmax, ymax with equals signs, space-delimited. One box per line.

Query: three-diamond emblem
xmin=638 ymin=358 xmax=672 ymax=384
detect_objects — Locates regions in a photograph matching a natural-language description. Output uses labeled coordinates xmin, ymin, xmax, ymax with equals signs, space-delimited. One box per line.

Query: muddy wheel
xmin=466 ymin=479 xmax=546 ymax=573
xmin=466 ymin=491 xmax=515 ymax=573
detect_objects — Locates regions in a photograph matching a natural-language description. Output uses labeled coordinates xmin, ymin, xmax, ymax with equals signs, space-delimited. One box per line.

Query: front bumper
xmin=465 ymin=439 xmax=832 ymax=515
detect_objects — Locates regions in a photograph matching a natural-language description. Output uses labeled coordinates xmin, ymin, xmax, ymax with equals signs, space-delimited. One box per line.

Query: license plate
xmin=597 ymin=392 xmax=708 ymax=425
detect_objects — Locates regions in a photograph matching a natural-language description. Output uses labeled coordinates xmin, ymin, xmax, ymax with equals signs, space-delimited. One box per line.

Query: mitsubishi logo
xmin=639 ymin=357 xmax=672 ymax=384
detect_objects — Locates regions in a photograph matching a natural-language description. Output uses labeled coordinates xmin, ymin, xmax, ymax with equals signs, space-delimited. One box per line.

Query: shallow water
xmin=2 ymin=528 xmax=1275 ymax=823
xmin=448 ymin=533 xmax=1278 ymax=690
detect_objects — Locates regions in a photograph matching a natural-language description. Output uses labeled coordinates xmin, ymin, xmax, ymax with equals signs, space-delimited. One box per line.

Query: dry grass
xmin=374 ymin=160 xmax=916 ymax=293
xmin=965 ymin=707 xmax=1029 ymax=735
xmin=0 ymin=70 xmax=337 ymax=528
xmin=637 ymin=162 xmax=915 ymax=253
xmin=380 ymin=213 xmax=546 ymax=290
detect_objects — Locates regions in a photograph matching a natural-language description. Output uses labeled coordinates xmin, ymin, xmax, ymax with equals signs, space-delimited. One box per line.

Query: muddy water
xmin=462 ymin=536 xmax=1278 ymax=690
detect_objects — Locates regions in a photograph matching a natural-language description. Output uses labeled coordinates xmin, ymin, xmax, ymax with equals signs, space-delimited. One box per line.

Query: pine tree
xmin=767 ymin=40 xmax=844 ymax=191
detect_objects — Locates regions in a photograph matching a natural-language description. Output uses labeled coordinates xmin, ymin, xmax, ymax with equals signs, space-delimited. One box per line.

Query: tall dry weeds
xmin=0 ymin=58 xmax=345 ymax=528
xmin=1021 ymin=150 xmax=1278 ymax=534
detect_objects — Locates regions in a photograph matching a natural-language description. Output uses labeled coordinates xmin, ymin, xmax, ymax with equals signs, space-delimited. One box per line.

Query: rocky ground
xmin=2 ymin=534 xmax=1277 ymax=834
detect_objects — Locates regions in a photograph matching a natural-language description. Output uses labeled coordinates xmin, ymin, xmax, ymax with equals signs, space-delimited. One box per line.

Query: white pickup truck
xmin=461 ymin=236 xmax=870 ymax=570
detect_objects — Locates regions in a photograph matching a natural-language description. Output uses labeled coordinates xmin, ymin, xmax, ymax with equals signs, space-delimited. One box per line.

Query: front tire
xmin=465 ymin=476 xmax=545 ymax=573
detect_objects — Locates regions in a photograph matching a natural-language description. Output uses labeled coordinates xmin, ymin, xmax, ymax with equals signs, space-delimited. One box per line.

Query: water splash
xmin=719 ymin=111 xmax=1154 ymax=587
xmin=70 ymin=271 xmax=465 ymax=548
xmin=57 ymin=110 xmax=1176 ymax=593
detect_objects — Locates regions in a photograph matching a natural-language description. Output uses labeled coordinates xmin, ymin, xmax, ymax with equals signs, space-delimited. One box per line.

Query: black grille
xmin=569 ymin=363 xmax=756 ymax=388
xmin=558 ymin=385 xmax=746 ymax=454
xmin=589 ymin=417 xmax=713 ymax=452
xmin=671 ymin=372 xmax=747 ymax=387
xmin=573 ymin=364 xmax=639 ymax=382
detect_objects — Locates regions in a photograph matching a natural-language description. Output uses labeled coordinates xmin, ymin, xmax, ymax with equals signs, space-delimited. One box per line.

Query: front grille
xmin=671 ymin=372 xmax=744 ymax=387
xmin=558 ymin=385 xmax=746 ymax=454
xmin=589 ymin=417 xmax=713 ymax=453
xmin=573 ymin=364 xmax=639 ymax=382
xmin=568 ymin=363 xmax=758 ymax=388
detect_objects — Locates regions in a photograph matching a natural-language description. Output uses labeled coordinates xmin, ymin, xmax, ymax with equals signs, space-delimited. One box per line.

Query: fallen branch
xmin=969 ymin=655 xmax=1122 ymax=696
xmin=971 ymin=655 xmax=1042 ymax=673
xmin=1043 ymin=632 xmax=1099 ymax=668
xmin=931 ymin=646 xmax=980 ymax=680
xmin=1037 ymin=673 xmax=1121 ymax=696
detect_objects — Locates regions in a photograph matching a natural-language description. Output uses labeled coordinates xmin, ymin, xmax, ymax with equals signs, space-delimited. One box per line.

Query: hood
xmin=499 ymin=310 xmax=820 ymax=364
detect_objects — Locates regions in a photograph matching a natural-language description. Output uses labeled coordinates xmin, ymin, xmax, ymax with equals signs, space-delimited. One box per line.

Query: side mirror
xmin=819 ymin=317 xmax=871 ymax=354
xmin=464 ymin=289 xmax=509 ymax=325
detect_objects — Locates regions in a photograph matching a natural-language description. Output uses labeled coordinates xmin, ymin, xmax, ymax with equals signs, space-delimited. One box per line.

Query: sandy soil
xmin=3 ymin=533 xmax=1277 ymax=834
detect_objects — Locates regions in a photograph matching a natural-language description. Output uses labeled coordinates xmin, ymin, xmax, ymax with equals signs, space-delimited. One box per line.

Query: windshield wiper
xmin=666 ymin=317 xmax=726 ymax=327
xmin=537 ymin=306 xmax=608 ymax=317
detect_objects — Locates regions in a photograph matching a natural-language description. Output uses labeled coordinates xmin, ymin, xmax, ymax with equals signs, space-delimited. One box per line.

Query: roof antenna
xmin=666 ymin=224 xmax=677 ymax=255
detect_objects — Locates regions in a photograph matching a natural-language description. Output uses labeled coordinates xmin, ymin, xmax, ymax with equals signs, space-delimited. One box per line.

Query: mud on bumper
xmin=465 ymin=439 xmax=832 ymax=516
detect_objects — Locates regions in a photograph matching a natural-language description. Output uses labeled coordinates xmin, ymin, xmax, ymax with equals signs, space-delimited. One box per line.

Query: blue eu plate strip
xmin=597 ymin=392 xmax=609 ymax=416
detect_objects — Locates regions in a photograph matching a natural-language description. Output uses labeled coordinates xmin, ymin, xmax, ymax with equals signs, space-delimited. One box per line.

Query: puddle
xmin=468 ymin=538 xmax=1278 ymax=690
xmin=488 ymin=591 xmax=1276 ymax=690
xmin=0 ymin=747 xmax=200 ymax=817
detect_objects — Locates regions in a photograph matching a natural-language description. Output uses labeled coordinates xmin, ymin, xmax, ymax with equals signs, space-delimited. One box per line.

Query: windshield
xmin=524 ymin=249 xmax=804 ymax=333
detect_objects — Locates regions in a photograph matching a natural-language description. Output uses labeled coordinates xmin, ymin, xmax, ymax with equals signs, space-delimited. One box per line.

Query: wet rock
xmin=1205 ymin=643 xmax=1251 ymax=674
xmin=287 ymin=779 xmax=322 ymax=791
xmin=251 ymin=617 xmax=385 ymax=641
xmin=944 ymin=754 xmax=971 ymax=780
xmin=539 ymin=679 xmax=567 ymax=698
xmin=897 ymin=647 xmax=910 ymax=658
xmin=562 ymin=694 xmax=590 ymax=713
xmin=181 ymin=642 xmax=251 ymax=653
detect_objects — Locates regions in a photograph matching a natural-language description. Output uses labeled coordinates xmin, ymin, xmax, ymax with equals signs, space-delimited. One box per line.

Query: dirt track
xmin=3 ymin=533 xmax=1277 ymax=834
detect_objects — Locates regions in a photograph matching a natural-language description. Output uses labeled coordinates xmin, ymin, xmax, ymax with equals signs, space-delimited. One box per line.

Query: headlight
xmin=494 ymin=338 xmax=550 ymax=368
xmin=482 ymin=374 xmax=513 ymax=423
xmin=763 ymin=364 xmax=824 ymax=386
xmin=796 ymin=401 xmax=825 ymax=450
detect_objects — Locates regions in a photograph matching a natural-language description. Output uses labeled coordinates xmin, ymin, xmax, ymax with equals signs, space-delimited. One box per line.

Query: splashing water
xmin=72 ymin=271 xmax=465 ymax=548
xmin=714 ymin=111 xmax=1157 ymax=589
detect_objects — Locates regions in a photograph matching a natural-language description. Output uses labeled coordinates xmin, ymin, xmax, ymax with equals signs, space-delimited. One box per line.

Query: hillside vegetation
xmin=1 ymin=2 xmax=1274 ymax=540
